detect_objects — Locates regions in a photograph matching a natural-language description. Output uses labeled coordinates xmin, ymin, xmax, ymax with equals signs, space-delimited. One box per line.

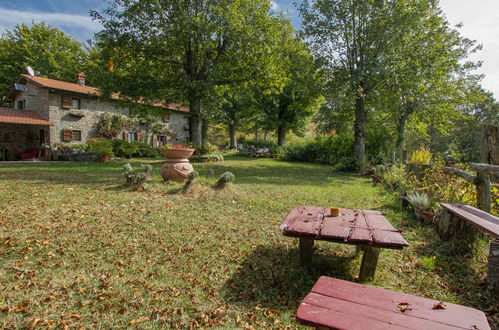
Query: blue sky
xmin=1 ymin=0 xmax=498 ymax=98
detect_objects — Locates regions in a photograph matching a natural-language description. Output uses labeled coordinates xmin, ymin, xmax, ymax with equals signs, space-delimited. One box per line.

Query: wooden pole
xmin=475 ymin=172 xmax=492 ymax=213
xmin=299 ymin=238 xmax=314 ymax=265
xmin=359 ymin=246 xmax=380 ymax=281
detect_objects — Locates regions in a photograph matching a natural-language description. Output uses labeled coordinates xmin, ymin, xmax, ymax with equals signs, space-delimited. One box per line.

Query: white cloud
xmin=440 ymin=0 xmax=499 ymax=98
xmin=0 ymin=8 xmax=102 ymax=41
xmin=271 ymin=1 xmax=279 ymax=10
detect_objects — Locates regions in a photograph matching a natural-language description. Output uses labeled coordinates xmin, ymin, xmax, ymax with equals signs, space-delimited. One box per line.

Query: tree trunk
xmin=188 ymin=97 xmax=202 ymax=145
xmin=353 ymin=96 xmax=366 ymax=169
xmin=229 ymin=124 xmax=237 ymax=149
xmin=277 ymin=125 xmax=286 ymax=146
xmin=201 ymin=118 xmax=208 ymax=144
xmin=395 ymin=113 xmax=407 ymax=163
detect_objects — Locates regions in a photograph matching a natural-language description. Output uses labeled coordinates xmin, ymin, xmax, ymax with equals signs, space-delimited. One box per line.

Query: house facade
xmin=0 ymin=73 xmax=190 ymax=160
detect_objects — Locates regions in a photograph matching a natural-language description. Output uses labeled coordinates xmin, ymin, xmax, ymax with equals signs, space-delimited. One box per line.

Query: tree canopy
xmin=92 ymin=0 xmax=287 ymax=145
xmin=0 ymin=22 xmax=88 ymax=104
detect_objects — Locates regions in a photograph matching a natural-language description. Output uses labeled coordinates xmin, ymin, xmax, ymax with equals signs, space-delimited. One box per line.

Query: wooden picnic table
xmin=280 ymin=206 xmax=409 ymax=281
xmin=296 ymin=276 xmax=491 ymax=330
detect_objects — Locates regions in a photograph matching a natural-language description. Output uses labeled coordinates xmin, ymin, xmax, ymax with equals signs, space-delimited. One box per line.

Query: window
xmin=62 ymin=129 xmax=72 ymax=142
xmin=62 ymin=95 xmax=71 ymax=109
xmin=72 ymin=130 xmax=82 ymax=141
xmin=72 ymin=98 xmax=81 ymax=109
xmin=123 ymin=131 xmax=142 ymax=142
xmin=162 ymin=113 xmax=170 ymax=122
xmin=17 ymin=100 xmax=25 ymax=109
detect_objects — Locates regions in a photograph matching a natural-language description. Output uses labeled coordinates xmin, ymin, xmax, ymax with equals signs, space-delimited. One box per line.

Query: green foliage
xmin=406 ymin=192 xmax=430 ymax=211
xmin=97 ymin=113 xmax=130 ymax=139
xmin=86 ymin=138 xmax=114 ymax=157
xmin=182 ymin=171 xmax=199 ymax=194
xmin=242 ymin=139 xmax=278 ymax=150
xmin=284 ymin=134 xmax=353 ymax=166
xmin=420 ymin=256 xmax=436 ymax=271
xmin=193 ymin=142 xmax=217 ymax=156
xmin=381 ymin=165 xmax=406 ymax=192
xmin=213 ymin=171 xmax=235 ymax=190
xmin=131 ymin=141 xmax=159 ymax=158
xmin=93 ymin=0 xmax=288 ymax=144
xmin=122 ymin=163 xmax=152 ymax=191
xmin=409 ymin=147 xmax=432 ymax=164
xmin=0 ymin=22 xmax=87 ymax=104
xmin=112 ymin=139 xmax=139 ymax=158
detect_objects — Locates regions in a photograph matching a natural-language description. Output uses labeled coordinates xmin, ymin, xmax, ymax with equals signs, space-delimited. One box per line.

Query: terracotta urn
xmin=160 ymin=148 xmax=195 ymax=182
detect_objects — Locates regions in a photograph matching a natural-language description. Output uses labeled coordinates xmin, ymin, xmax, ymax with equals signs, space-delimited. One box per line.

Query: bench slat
xmin=300 ymin=293 xmax=457 ymax=330
xmin=299 ymin=276 xmax=490 ymax=330
xmin=441 ymin=203 xmax=499 ymax=238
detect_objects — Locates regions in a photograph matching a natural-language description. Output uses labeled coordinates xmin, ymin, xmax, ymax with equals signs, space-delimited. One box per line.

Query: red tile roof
xmin=0 ymin=108 xmax=53 ymax=126
xmin=17 ymin=74 xmax=189 ymax=113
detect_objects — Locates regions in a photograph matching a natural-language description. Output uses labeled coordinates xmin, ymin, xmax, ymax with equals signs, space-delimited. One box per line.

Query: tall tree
xmin=0 ymin=22 xmax=87 ymax=103
xmin=257 ymin=25 xmax=323 ymax=146
xmin=93 ymin=0 xmax=284 ymax=145
xmin=300 ymin=0 xmax=412 ymax=168
xmin=378 ymin=0 xmax=482 ymax=160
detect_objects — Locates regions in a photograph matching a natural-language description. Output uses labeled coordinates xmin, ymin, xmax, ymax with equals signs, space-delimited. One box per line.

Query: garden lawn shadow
xmin=222 ymin=244 xmax=355 ymax=311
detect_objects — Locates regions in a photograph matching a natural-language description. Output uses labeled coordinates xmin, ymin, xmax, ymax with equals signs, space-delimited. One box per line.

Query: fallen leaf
xmin=397 ymin=302 xmax=411 ymax=313
xmin=432 ymin=301 xmax=447 ymax=310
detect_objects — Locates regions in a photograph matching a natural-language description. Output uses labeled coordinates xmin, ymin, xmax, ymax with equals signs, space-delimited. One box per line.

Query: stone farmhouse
xmin=0 ymin=72 xmax=190 ymax=160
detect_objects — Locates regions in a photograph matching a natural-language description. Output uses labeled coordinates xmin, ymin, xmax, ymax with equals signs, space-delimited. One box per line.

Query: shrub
xmin=87 ymin=138 xmax=114 ymax=157
xmin=132 ymin=141 xmax=159 ymax=158
xmin=409 ymin=147 xmax=432 ymax=164
xmin=112 ymin=140 xmax=139 ymax=158
xmin=193 ymin=142 xmax=216 ymax=155
xmin=406 ymin=192 xmax=430 ymax=211
xmin=382 ymin=165 xmax=406 ymax=191
xmin=213 ymin=172 xmax=235 ymax=190
xmin=284 ymin=134 xmax=353 ymax=165
xmin=242 ymin=139 xmax=278 ymax=150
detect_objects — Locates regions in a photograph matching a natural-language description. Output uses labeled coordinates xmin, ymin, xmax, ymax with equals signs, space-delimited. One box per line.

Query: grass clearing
xmin=0 ymin=157 xmax=497 ymax=328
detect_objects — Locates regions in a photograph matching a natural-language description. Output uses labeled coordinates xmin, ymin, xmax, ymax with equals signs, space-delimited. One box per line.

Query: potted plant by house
xmin=87 ymin=138 xmax=114 ymax=162
xmin=406 ymin=191 xmax=435 ymax=224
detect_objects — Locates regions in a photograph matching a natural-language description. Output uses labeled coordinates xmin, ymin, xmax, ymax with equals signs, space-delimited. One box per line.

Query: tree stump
xmin=487 ymin=239 xmax=499 ymax=295
xmin=435 ymin=210 xmax=478 ymax=241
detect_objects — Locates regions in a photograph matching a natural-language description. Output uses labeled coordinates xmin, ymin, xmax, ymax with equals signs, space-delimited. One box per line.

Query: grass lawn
xmin=0 ymin=157 xmax=496 ymax=328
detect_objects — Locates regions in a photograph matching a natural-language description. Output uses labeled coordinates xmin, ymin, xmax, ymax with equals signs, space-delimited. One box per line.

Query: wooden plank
xmin=297 ymin=302 xmax=408 ymax=330
xmin=320 ymin=210 xmax=353 ymax=240
xmin=359 ymin=246 xmax=380 ymax=281
xmin=282 ymin=206 xmax=324 ymax=237
xmin=365 ymin=212 xmax=409 ymax=247
xmin=348 ymin=211 xmax=372 ymax=244
xmin=279 ymin=206 xmax=306 ymax=231
xmin=310 ymin=277 xmax=490 ymax=330
xmin=299 ymin=292 xmax=458 ymax=330
xmin=441 ymin=203 xmax=499 ymax=238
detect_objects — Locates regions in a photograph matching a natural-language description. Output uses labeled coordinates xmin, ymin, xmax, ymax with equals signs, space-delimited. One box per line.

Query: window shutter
xmin=137 ymin=132 xmax=142 ymax=142
xmin=62 ymin=129 xmax=72 ymax=142
xmin=123 ymin=131 xmax=129 ymax=141
xmin=62 ymin=95 xmax=72 ymax=109
xmin=152 ymin=135 xmax=157 ymax=147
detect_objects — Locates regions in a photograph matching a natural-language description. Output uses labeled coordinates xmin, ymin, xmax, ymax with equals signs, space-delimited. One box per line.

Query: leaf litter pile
xmin=0 ymin=159 xmax=497 ymax=328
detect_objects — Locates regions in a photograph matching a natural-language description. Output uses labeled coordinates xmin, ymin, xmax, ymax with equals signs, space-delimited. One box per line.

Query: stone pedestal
xmin=160 ymin=159 xmax=194 ymax=182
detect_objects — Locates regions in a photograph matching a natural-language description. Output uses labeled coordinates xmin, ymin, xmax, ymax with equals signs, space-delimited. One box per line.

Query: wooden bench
xmin=280 ymin=206 xmax=409 ymax=281
xmin=437 ymin=203 xmax=499 ymax=294
xmin=296 ymin=276 xmax=491 ymax=330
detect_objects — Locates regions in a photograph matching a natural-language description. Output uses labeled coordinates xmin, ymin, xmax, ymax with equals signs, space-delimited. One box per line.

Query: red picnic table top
xmin=296 ymin=276 xmax=491 ymax=330
xmin=280 ymin=206 xmax=409 ymax=249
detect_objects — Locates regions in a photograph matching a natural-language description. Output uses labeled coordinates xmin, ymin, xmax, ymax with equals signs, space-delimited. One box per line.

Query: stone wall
xmin=11 ymin=81 xmax=190 ymax=147
xmin=47 ymin=91 xmax=130 ymax=145
xmin=13 ymin=81 xmax=50 ymax=119
xmin=0 ymin=123 xmax=46 ymax=160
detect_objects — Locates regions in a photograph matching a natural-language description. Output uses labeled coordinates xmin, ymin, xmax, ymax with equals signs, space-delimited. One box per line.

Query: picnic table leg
xmin=299 ymin=238 xmax=314 ymax=265
xmin=359 ymin=246 xmax=380 ymax=281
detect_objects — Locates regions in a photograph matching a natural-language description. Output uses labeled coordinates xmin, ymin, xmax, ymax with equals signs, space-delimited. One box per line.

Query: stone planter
xmin=160 ymin=148 xmax=195 ymax=183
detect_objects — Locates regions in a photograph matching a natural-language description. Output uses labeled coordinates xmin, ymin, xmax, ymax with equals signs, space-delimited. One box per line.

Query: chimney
xmin=76 ymin=72 xmax=86 ymax=86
